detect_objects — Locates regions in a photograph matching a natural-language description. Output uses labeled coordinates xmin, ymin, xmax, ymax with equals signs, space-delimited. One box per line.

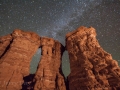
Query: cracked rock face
xmin=66 ymin=26 xmax=120 ymax=90
xmin=0 ymin=34 xmax=12 ymax=58
xmin=33 ymin=37 xmax=66 ymax=90
xmin=0 ymin=29 xmax=40 ymax=90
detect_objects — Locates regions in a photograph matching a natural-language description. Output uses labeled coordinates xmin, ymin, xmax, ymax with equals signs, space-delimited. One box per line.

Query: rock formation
xmin=66 ymin=26 xmax=120 ymax=90
xmin=0 ymin=26 xmax=120 ymax=90
xmin=33 ymin=37 xmax=66 ymax=90
xmin=0 ymin=29 xmax=66 ymax=90
xmin=0 ymin=29 xmax=40 ymax=90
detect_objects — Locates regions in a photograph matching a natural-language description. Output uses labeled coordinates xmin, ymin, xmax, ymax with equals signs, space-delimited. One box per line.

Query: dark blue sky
xmin=0 ymin=0 xmax=120 ymax=77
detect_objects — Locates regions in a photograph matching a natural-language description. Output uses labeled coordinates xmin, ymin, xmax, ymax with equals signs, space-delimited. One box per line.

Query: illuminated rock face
xmin=33 ymin=37 xmax=66 ymax=90
xmin=66 ymin=26 xmax=120 ymax=90
xmin=0 ymin=29 xmax=40 ymax=90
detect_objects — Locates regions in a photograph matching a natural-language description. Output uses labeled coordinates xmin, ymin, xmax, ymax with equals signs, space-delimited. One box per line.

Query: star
xmin=0 ymin=0 xmax=120 ymax=77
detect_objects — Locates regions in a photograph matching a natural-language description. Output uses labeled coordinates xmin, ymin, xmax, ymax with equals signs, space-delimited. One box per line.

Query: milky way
xmin=0 ymin=0 xmax=120 ymax=77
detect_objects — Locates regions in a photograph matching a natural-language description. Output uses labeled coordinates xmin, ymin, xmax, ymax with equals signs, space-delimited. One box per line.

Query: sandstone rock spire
xmin=33 ymin=37 xmax=66 ymax=90
xmin=0 ymin=29 xmax=40 ymax=90
xmin=66 ymin=26 xmax=120 ymax=90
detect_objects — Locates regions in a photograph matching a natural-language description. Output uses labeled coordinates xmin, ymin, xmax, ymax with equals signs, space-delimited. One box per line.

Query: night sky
xmin=0 ymin=0 xmax=120 ymax=77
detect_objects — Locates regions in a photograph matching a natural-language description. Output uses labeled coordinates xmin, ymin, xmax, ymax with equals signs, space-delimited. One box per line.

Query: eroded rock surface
xmin=66 ymin=26 xmax=120 ymax=90
xmin=33 ymin=37 xmax=66 ymax=90
xmin=0 ymin=29 xmax=40 ymax=90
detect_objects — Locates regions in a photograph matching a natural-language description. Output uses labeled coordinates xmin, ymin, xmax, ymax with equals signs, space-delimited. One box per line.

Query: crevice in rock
xmin=0 ymin=37 xmax=13 ymax=61
xmin=55 ymin=74 xmax=58 ymax=89
xmin=6 ymin=70 xmax=15 ymax=89
xmin=65 ymin=77 xmax=69 ymax=90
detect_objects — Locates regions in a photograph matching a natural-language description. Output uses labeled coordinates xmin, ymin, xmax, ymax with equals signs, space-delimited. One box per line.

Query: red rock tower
xmin=66 ymin=26 xmax=120 ymax=90
xmin=33 ymin=37 xmax=66 ymax=90
xmin=0 ymin=29 xmax=40 ymax=90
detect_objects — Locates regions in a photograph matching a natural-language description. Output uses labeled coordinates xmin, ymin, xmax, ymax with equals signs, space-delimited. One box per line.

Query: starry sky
xmin=0 ymin=0 xmax=120 ymax=77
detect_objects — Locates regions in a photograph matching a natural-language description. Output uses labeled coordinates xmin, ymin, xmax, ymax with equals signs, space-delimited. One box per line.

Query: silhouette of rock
xmin=66 ymin=26 xmax=120 ymax=90
xmin=0 ymin=29 xmax=40 ymax=90
xmin=33 ymin=37 xmax=66 ymax=90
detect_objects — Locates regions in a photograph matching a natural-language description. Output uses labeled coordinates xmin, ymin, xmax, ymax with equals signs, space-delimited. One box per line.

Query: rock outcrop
xmin=33 ymin=37 xmax=66 ymax=90
xmin=0 ymin=29 xmax=40 ymax=90
xmin=66 ymin=26 xmax=120 ymax=90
